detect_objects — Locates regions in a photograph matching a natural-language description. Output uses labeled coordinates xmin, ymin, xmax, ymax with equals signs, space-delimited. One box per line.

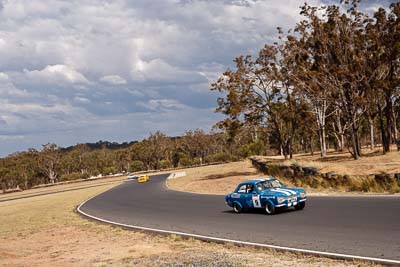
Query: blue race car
xmin=225 ymin=178 xmax=307 ymax=215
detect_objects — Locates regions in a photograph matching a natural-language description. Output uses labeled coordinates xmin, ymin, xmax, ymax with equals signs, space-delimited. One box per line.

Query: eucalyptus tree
xmin=366 ymin=4 xmax=400 ymax=152
xmin=38 ymin=143 xmax=61 ymax=184
xmin=212 ymin=44 xmax=309 ymax=160
xmin=286 ymin=4 xmax=337 ymax=158
xmin=181 ymin=129 xmax=212 ymax=163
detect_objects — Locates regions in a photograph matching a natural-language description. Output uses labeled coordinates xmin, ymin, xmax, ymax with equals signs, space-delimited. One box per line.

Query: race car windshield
xmin=257 ymin=179 xmax=283 ymax=190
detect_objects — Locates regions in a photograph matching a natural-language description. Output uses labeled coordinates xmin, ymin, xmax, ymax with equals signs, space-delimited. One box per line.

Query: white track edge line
xmin=77 ymin=177 xmax=400 ymax=265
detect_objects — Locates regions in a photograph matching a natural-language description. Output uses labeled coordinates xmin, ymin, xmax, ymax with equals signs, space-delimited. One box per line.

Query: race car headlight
xmin=300 ymin=192 xmax=306 ymax=198
xmin=277 ymin=197 xmax=285 ymax=204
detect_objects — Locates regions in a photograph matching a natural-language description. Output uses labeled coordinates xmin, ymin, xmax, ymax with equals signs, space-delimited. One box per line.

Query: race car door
xmin=244 ymin=184 xmax=262 ymax=208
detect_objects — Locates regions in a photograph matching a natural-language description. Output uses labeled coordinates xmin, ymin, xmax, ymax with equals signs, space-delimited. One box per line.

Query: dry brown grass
xmin=0 ymin=169 xmax=174 ymax=201
xmin=0 ymin=176 xmax=123 ymax=202
xmin=168 ymin=160 xmax=264 ymax=195
xmin=0 ymin=181 xmax=378 ymax=267
xmin=168 ymin=159 xmax=400 ymax=195
xmin=262 ymin=146 xmax=400 ymax=175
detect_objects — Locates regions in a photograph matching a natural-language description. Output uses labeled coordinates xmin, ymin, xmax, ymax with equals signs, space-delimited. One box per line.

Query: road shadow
xmin=222 ymin=207 xmax=297 ymax=216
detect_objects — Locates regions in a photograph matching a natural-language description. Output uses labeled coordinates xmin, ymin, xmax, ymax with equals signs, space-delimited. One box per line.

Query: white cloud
xmin=0 ymin=72 xmax=8 ymax=81
xmin=100 ymin=75 xmax=127 ymax=85
xmin=74 ymin=96 xmax=91 ymax=104
xmin=24 ymin=64 xmax=90 ymax=86
xmin=139 ymin=99 xmax=186 ymax=112
xmin=131 ymin=58 xmax=206 ymax=84
xmin=5 ymin=0 xmax=379 ymax=156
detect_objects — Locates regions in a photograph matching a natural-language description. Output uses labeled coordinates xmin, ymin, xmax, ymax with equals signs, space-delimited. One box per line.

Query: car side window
xmin=256 ymin=183 xmax=263 ymax=192
xmin=237 ymin=184 xmax=246 ymax=193
xmin=246 ymin=184 xmax=254 ymax=193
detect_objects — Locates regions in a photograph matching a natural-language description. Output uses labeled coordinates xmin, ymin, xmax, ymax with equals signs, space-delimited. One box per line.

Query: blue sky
xmin=0 ymin=0 xmax=395 ymax=156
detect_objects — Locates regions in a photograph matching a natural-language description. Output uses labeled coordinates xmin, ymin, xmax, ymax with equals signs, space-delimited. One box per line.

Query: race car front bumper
xmin=275 ymin=197 xmax=306 ymax=208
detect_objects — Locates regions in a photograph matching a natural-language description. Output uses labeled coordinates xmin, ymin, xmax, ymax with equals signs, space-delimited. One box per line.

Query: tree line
xmin=212 ymin=0 xmax=400 ymax=160
xmin=0 ymin=130 xmax=264 ymax=191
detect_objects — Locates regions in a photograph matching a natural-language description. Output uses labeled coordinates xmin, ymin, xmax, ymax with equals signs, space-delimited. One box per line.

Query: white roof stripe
xmin=279 ymin=188 xmax=297 ymax=195
xmin=270 ymin=189 xmax=291 ymax=196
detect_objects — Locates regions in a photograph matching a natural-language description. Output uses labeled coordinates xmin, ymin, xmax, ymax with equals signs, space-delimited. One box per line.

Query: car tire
xmin=233 ymin=202 xmax=242 ymax=213
xmin=265 ymin=202 xmax=275 ymax=215
xmin=295 ymin=201 xmax=305 ymax=210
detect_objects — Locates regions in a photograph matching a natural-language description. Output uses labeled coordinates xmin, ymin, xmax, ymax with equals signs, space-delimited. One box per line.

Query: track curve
xmin=78 ymin=174 xmax=400 ymax=264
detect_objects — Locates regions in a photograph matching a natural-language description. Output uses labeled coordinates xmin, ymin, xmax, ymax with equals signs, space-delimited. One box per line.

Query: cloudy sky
xmin=0 ymin=0 xmax=394 ymax=156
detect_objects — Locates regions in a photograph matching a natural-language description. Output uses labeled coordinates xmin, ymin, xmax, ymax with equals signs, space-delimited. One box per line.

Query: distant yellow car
xmin=137 ymin=175 xmax=150 ymax=183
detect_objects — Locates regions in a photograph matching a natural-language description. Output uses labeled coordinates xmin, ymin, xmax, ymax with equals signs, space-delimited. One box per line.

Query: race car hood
xmin=261 ymin=187 xmax=303 ymax=196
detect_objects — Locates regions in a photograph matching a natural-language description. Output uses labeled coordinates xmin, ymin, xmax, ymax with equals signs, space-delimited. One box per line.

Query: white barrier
xmin=167 ymin=172 xmax=186 ymax=179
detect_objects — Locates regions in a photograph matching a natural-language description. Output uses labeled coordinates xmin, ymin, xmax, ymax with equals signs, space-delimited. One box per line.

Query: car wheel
xmin=295 ymin=201 xmax=305 ymax=210
xmin=233 ymin=202 xmax=242 ymax=213
xmin=265 ymin=202 xmax=275 ymax=215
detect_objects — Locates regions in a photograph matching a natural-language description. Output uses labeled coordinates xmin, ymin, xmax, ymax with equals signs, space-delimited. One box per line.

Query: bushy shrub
xmin=159 ymin=160 xmax=171 ymax=169
xmin=389 ymin=182 xmax=400 ymax=193
xmin=90 ymin=169 xmax=101 ymax=176
xmin=211 ymin=152 xmax=232 ymax=163
xmin=192 ymin=157 xmax=201 ymax=165
xmin=238 ymin=145 xmax=252 ymax=158
xmin=238 ymin=141 xmax=265 ymax=158
xmin=61 ymin=172 xmax=90 ymax=181
xmin=204 ymin=155 xmax=214 ymax=164
xmin=172 ymin=152 xmax=184 ymax=167
xmin=360 ymin=180 xmax=371 ymax=192
xmin=375 ymin=172 xmax=395 ymax=191
xmin=103 ymin=166 xmax=118 ymax=175
xmin=179 ymin=157 xmax=192 ymax=167
xmin=129 ymin=161 xmax=145 ymax=172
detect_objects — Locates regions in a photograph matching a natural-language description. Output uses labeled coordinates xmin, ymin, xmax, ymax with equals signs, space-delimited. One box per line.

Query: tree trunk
xmin=314 ymin=102 xmax=328 ymax=158
xmin=24 ymin=176 xmax=28 ymax=190
xmin=282 ymin=140 xmax=290 ymax=160
xmin=309 ymin=136 xmax=314 ymax=156
xmin=353 ymin=114 xmax=362 ymax=158
xmin=331 ymin=110 xmax=344 ymax=152
xmin=385 ymin=96 xmax=393 ymax=151
xmin=301 ymin=137 xmax=306 ymax=153
xmin=349 ymin=115 xmax=361 ymax=160
xmin=340 ymin=134 xmax=345 ymax=152
xmin=350 ymin=131 xmax=360 ymax=160
xmin=333 ymin=133 xmax=341 ymax=152
xmin=253 ymin=128 xmax=258 ymax=142
xmin=378 ymin=104 xmax=388 ymax=153
xmin=392 ymin=110 xmax=398 ymax=144
xmin=319 ymin=127 xmax=327 ymax=157
xmin=49 ymin=171 xmax=56 ymax=184
xmin=368 ymin=115 xmax=375 ymax=150
xmin=283 ymin=146 xmax=289 ymax=160
xmin=355 ymin=129 xmax=361 ymax=157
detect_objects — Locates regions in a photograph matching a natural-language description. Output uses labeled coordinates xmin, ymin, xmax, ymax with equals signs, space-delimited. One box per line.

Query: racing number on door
xmin=252 ymin=195 xmax=261 ymax=208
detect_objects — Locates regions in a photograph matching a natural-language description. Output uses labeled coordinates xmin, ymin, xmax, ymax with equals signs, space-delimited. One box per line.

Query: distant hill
xmin=62 ymin=140 xmax=138 ymax=152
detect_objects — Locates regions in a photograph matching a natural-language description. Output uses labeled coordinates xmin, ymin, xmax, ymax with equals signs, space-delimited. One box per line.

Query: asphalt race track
xmin=78 ymin=174 xmax=400 ymax=263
